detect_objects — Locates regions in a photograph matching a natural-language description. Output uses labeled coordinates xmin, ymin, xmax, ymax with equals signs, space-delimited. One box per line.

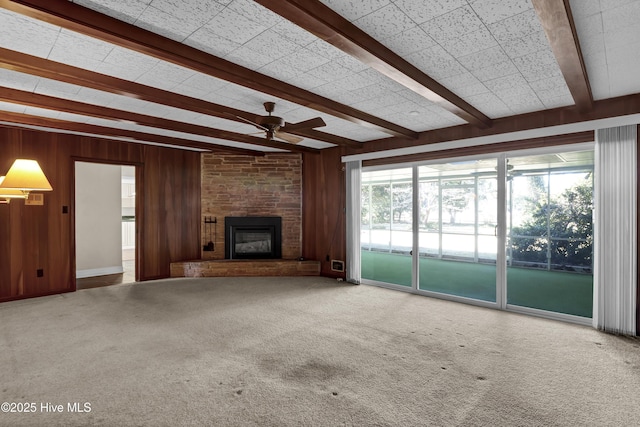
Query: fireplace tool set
xmin=203 ymin=216 xmax=217 ymax=251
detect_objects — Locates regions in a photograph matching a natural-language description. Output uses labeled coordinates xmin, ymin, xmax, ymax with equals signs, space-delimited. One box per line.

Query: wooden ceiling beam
xmin=0 ymin=111 xmax=271 ymax=155
xmin=0 ymin=87 xmax=319 ymax=154
xmin=532 ymin=0 xmax=593 ymax=112
xmin=0 ymin=48 xmax=362 ymax=149
xmin=362 ymin=131 xmax=594 ymax=167
xmin=254 ymin=0 xmax=492 ymax=129
xmin=347 ymin=92 xmax=640 ymax=156
xmin=2 ymin=0 xmax=417 ymax=139
xmin=0 ymin=111 xmax=292 ymax=156
xmin=284 ymin=128 xmax=361 ymax=149
xmin=0 ymin=111 xmax=264 ymax=156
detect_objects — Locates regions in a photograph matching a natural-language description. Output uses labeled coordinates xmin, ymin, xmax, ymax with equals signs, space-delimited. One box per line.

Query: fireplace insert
xmin=224 ymin=216 xmax=282 ymax=259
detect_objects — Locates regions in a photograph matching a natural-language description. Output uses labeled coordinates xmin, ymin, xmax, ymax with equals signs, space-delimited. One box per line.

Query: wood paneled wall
xmin=0 ymin=126 xmax=201 ymax=301
xmin=302 ymin=147 xmax=347 ymax=278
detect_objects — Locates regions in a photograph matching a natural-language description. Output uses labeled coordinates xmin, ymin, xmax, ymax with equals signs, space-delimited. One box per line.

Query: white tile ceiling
xmin=570 ymin=0 xmax=640 ymax=100
xmin=321 ymin=0 xmax=574 ymax=116
xmin=0 ymin=1 xmax=637 ymax=152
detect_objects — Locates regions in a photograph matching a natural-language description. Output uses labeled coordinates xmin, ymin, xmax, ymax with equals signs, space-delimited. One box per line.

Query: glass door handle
xmin=494 ymin=225 xmax=498 ymax=236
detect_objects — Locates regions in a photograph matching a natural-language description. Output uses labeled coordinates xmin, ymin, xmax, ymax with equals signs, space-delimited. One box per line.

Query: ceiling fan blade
xmin=282 ymin=117 xmax=326 ymax=132
xmin=274 ymin=131 xmax=304 ymax=144
xmin=236 ymin=115 xmax=268 ymax=131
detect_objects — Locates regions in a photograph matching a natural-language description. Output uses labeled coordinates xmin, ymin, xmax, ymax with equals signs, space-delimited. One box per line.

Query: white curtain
xmin=594 ymin=125 xmax=637 ymax=335
xmin=345 ymin=160 xmax=361 ymax=284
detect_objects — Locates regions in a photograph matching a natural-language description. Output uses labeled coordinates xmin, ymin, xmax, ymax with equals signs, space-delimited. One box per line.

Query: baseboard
xmin=76 ymin=266 xmax=125 ymax=278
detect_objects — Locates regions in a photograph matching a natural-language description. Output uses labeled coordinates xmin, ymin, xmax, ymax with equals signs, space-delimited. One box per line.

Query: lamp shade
xmin=0 ymin=176 xmax=27 ymax=199
xmin=0 ymin=176 xmax=28 ymax=196
xmin=0 ymin=159 xmax=52 ymax=192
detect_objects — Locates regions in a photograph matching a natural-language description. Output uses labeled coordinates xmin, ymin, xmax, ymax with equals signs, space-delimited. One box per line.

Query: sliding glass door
xmin=417 ymin=159 xmax=498 ymax=302
xmin=506 ymin=151 xmax=594 ymax=317
xmin=358 ymin=145 xmax=594 ymax=322
xmin=361 ymin=167 xmax=413 ymax=287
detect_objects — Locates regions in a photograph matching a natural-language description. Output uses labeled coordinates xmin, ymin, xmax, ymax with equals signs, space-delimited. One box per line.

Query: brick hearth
xmin=170 ymin=259 xmax=320 ymax=277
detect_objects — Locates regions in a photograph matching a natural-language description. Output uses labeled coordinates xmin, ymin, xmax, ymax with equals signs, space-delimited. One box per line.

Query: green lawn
xmin=361 ymin=251 xmax=593 ymax=318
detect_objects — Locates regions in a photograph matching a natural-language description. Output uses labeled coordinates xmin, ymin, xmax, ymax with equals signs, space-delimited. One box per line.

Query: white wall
xmin=121 ymin=166 xmax=136 ymax=249
xmin=121 ymin=165 xmax=135 ymax=218
xmin=75 ymin=162 xmax=123 ymax=278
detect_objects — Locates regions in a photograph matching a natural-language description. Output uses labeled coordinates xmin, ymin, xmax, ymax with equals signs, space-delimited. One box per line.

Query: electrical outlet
xmin=37 ymin=269 xmax=44 ymax=277
xmin=25 ymin=193 xmax=44 ymax=206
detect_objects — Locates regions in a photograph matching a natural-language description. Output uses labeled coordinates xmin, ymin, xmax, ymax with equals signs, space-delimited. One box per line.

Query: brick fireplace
xmin=171 ymin=152 xmax=319 ymax=278
xmin=200 ymin=152 xmax=302 ymax=260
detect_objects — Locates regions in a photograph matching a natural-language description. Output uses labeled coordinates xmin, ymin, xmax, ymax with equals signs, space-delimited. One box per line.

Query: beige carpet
xmin=0 ymin=277 xmax=638 ymax=426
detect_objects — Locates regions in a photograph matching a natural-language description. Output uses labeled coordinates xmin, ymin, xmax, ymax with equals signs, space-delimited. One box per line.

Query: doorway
xmin=75 ymin=162 xmax=137 ymax=289
xmin=120 ymin=166 xmax=136 ymax=282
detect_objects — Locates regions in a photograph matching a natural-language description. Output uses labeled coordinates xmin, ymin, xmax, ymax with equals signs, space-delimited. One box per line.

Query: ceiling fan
xmin=238 ymin=102 xmax=326 ymax=144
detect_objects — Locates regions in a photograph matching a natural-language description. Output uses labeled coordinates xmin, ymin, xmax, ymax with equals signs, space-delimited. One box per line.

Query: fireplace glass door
xmin=224 ymin=216 xmax=282 ymax=259
xmin=234 ymin=228 xmax=273 ymax=256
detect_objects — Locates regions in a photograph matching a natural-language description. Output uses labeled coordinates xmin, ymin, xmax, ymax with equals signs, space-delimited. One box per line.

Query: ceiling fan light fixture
xmin=263 ymin=101 xmax=276 ymax=113
xmin=240 ymin=102 xmax=325 ymax=145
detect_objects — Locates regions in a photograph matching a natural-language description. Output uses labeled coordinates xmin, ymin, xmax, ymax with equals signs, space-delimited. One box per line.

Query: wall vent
xmin=331 ymin=260 xmax=344 ymax=272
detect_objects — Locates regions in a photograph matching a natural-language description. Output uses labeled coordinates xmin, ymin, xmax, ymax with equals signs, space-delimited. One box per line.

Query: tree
xmin=549 ymin=182 xmax=593 ymax=267
xmin=419 ymin=181 xmax=439 ymax=230
xmin=361 ymin=186 xmax=370 ymax=226
xmin=392 ymin=183 xmax=412 ymax=223
xmin=441 ymin=180 xmax=473 ymax=224
xmin=509 ymin=178 xmax=593 ymax=270
xmin=370 ymin=184 xmax=390 ymax=224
